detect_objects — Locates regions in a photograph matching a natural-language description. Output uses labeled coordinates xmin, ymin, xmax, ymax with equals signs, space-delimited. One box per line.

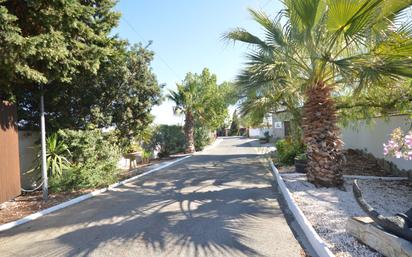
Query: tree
xmin=168 ymin=68 xmax=231 ymax=152
xmin=230 ymin=110 xmax=240 ymax=136
xmin=224 ymin=9 xmax=304 ymax=141
xmin=226 ymin=1 xmax=412 ymax=187
xmin=0 ymin=0 xmax=161 ymax=148
xmin=0 ymin=0 xmax=120 ymax=96
xmin=168 ymin=74 xmax=198 ymax=153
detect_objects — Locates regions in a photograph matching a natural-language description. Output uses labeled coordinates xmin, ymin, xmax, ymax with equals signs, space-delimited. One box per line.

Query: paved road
xmin=0 ymin=137 xmax=303 ymax=257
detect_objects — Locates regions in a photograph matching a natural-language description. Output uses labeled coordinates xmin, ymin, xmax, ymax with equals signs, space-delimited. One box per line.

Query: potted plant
xmin=294 ymin=153 xmax=307 ymax=173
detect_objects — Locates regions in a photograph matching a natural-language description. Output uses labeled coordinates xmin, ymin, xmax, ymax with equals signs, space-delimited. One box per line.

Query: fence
xmin=0 ymin=101 xmax=21 ymax=203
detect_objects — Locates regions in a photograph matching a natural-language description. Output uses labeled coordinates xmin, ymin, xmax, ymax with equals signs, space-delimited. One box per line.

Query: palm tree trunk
xmin=184 ymin=111 xmax=195 ymax=153
xmin=303 ymin=81 xmax=343 ymax=187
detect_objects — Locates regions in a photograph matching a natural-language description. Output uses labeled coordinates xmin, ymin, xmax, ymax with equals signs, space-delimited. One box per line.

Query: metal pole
xmin=40 ymin=86 xmax=48 ymax=201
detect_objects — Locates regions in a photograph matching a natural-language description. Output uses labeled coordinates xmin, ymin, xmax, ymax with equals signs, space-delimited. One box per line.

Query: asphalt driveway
xmin=0 ymin=137 xmax=303 ymax=257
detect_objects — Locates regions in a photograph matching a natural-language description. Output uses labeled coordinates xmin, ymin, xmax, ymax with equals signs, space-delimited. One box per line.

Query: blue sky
xmin=114 ymin=0 xmax=283 ymax=125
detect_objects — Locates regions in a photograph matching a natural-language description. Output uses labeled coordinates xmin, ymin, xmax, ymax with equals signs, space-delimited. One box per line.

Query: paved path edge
xmin=268 ymin=158 xmax=335 ymax=257
xmin=0 ymin=155 xmax=192 ymax=232
xmin=0 ymin=138 xmax=226 ymax=232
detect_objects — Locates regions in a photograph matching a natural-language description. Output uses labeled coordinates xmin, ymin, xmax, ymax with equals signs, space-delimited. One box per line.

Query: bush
xmin=49 ymin=129 xmax=120 ymax=192
xmin=195 ymin=126 xmax=211 ymax=151
xmin=149 ymin=125 xmax=185 ymax=157
xmin=275 ymin=138 xmax=305 ymax=166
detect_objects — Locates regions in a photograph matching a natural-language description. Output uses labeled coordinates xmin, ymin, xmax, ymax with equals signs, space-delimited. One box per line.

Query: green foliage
xmin=149 ymin=125 xmax=186 ymax=157
xmin=225 ymin=1 xmax=412 ymax=136
xmin=295 ymin=153 xmax=308 ymax=161
xmin=49 ymin=129 xmax=120 ymax=192
xmin=44 ymin=133 xmax=71 ymax=177
xmin=168 ymin=68 xmax=233 ymax=151
xmin=10 ymin=43 xmax=161 ymax=147
xmin=337 ymin=80 xmax=412 ymax=125
xmin=31 ymin=133 xmax=71 ymax=179
xmin=229 ymin=110 xmax=240 ymax=136
xmin=0 ymin=2 xmax=160 ymax=151
xmin=194 ymin=126 xmax=212 ymax=151
xmin=0 ymin=0 xmax=120 ymax=93
xmin=169 ymin=68 xmax=230 ymax=130
xmin=141 ymin=150 xmax=152 ymax=164
xmin=275 ymin=139 xmax=305 ymax=166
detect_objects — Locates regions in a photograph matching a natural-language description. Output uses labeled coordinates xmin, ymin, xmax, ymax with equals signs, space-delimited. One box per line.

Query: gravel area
xmin=283 ymin=175 xmax=412 ymax=257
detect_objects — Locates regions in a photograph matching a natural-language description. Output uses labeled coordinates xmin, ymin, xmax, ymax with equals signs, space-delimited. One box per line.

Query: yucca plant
xmin=226 ymin=0 xmax=412 ymax=187
xmin=33 ymin=133 xmax=72 ymax=178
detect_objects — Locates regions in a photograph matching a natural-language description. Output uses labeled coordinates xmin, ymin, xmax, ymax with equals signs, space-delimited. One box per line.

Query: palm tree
xmin=226 ymin=0 xmax=412 ymax=187
xmin=168 ymin=74 xmax=201 ymax=153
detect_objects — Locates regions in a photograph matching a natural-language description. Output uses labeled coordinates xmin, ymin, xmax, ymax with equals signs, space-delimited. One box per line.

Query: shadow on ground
xmin=1 ymin=139 xmax=282 ymax=257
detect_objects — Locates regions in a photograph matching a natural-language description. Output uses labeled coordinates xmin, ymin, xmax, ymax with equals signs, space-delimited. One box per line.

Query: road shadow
xmin=1 ymin=151 xmax=281 ymax=257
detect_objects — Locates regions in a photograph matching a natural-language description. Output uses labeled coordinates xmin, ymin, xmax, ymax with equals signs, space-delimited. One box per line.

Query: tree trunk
xmin=303 ymin=81 xmax=344 ymax=187
xmin=184 ymin=111 xmax=195 ymax=153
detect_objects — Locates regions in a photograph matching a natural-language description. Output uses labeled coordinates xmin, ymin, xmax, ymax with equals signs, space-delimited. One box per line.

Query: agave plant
xmin=226 ymin=0 xmax=412 ymax=187
xmin=32 ymin=132 xmax=72 ymax=177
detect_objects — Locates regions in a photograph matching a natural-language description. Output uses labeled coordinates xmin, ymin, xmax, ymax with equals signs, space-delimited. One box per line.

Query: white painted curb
xmin=0 ymin=155 xmax=191 ymax=232
xmin=280 ymin=173 xmax=409 ymax=181
xmin=269 ymin=159 xmax=335 ymax=257
xmin=342 ymin=175 xmax=409 ymax=180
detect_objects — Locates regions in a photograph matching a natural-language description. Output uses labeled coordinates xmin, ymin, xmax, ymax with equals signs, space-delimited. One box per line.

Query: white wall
xmin=271 ymin=114 xmax=285 ymax=139
xmin=341 ymin=115 xmax=411 ymax=171
xmin=249 ymin=127 xmax=273 ymax=138
xmin=18 ymin=131 xmax=40 ymax=188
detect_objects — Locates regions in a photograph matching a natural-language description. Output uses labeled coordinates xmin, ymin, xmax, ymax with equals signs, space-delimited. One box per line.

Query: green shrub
xmin=50 ymin=129 xmax=120 ymax=192
xmin=195 ymin=126 xmax=211 ymax=151
xmin=149 ymin=125 xmax=185 ymax=157
xmin=275 ymin=138 xmax=305 ymax=165
xmin=30 ymin=133 xmax=72 ymax=179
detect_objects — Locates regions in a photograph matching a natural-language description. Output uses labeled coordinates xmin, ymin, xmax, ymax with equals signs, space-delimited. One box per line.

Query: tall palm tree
xmin=168 ymin=74 xmax=201 ymax=153
xmin=226 ymin=0 xmax=412 ymax=187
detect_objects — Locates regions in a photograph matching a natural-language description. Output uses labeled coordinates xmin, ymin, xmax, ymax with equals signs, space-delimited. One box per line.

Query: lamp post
xmin=40 ymin=85 xmax=48 ymax=200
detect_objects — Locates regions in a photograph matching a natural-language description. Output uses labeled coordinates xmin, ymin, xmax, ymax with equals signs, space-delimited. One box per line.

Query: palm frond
xmin=248 ymin=8 xmax=287 ymax=47
xmin=222 ymin=28 xmax=272 ymax=52
xmin=283 ymin=0 xmax=325 ymax=33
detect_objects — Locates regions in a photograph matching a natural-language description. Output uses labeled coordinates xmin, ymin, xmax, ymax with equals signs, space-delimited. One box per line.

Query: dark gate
xmin=0 ymin=101 xmax=21 ymax=203
xmin=284 ymin=121 xmax=291 ymax=138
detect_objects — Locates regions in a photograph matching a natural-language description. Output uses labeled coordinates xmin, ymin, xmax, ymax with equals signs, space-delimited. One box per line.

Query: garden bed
xmin=283 ymin=175 xmax=412 ymax=257
xmin=0 ymin=156 xmax=177 ymax=225
xmin=274 ymin=148 xmax=406 ymax=177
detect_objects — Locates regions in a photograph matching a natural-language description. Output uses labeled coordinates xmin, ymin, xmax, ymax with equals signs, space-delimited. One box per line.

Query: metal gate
xmin=0 ymin=101 xmax=21 ymax=203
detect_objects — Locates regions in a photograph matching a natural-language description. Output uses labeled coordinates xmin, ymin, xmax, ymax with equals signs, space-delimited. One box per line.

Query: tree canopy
xmin=0 ymin=0 xmax=120 ymax=90
xmin=168 ymin=68 xmax=234 ymax=152
xmin=225 ymin=0 xmax=412 ymax=187
xmin=0 ymin=0 xmax=161 ymax=147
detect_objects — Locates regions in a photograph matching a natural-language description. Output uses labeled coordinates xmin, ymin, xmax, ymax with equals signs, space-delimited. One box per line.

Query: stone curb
xmin=268 ymin=159 xmax=335 ymax=257
xmin=280 ymin=173 xmax=409 ymax=180
xmin=0 ymin=155 xmax=191 ymax=232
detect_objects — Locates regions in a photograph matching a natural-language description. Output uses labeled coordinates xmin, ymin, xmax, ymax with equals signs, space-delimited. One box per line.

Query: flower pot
xmin=294 ymin=159 xmax=307 ymax=173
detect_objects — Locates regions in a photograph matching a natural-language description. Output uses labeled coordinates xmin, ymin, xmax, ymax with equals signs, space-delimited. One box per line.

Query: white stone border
xmin=0 ymin=155 xmax=191 ymax=232
xmin=269 ymin=159 xmax=335 ymax=257
xmin=280 ymin=172 xmax=409 ymax=181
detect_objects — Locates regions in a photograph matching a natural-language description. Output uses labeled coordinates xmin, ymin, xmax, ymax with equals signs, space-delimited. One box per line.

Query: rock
xmin=347 ymin=217 xmax=412 ymax=257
